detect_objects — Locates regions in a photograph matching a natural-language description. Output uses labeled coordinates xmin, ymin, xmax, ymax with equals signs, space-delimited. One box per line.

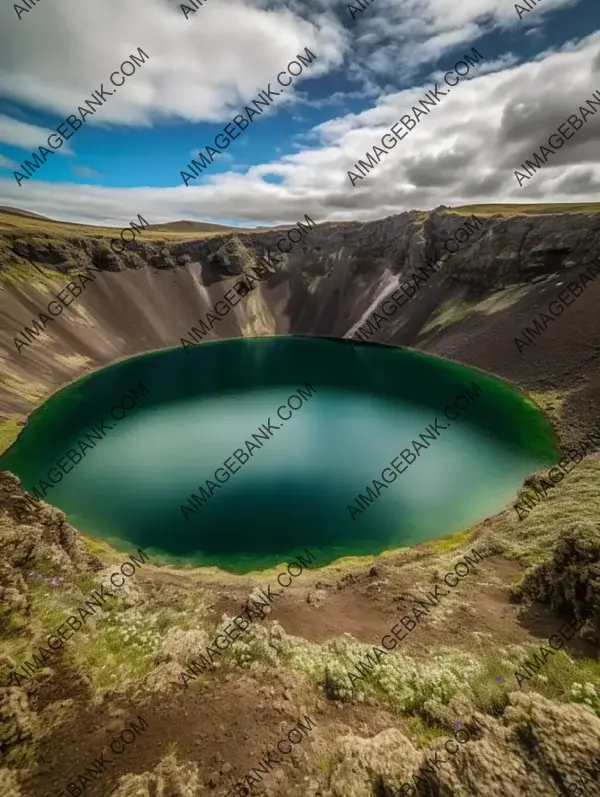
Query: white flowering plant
xmin=570 ymin=681 xmax=600 ymax=717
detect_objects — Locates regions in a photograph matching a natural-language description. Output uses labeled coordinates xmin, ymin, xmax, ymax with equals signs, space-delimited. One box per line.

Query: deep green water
xmin=1 ymin=336 xmax=558 ymax=573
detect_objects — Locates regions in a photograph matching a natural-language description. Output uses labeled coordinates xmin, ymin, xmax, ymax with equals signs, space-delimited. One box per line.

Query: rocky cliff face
xmin=0 ymin=471 xmax=101 ymax=635
xmin=1 ymin=207 xmax=600 ymax=444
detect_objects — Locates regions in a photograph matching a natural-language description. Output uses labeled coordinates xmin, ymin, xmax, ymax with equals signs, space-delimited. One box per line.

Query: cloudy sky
xmin=0 ymin=0 xmax=598 ymax=227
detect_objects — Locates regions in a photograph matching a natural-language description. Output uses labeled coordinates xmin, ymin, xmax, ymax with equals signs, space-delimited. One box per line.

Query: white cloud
xmin=345 ymin=0 xmax=584 ymax=84
xmin=0 ymin=114 xmax=73 ymax=155
xmin=0 ymin=0 xmax=597 ymax=225
xmin=0 ymin=0 xmax=346 ymax=126
xmin=0 ymin=0 xmax=582 ymax=130
xmin=0 ymin=154 xmax=18 ymax=170
xmin=1 ymin=27 xmax=599 ymax=225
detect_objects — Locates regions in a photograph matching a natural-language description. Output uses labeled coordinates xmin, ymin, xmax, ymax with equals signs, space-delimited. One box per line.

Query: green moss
xmin=470 ymin=647 xmax=600 ymax=719
xmin=27 ymin=584 xmax=72 ymax=630
xmin=405 ymin=715 xmax=446 ymax=747
xmin=450 ymin=203 xmax=600 ymax=217
xmin=163 ymin=740 xmax=181 ymax=758
xmin=0 ymin=209 xmax=227 ymax=243
xmin=1 ymin=738 xmax=37 ymax=769
xmin=420 ymin=300 xmax=474 ymax=335
xmin=413 ymin=212 xmax=431 ymax=228
xmin=504 ymin=460 xmax=600 ymax=566
xmin=428 ymin=528 xmax=475 ymax=554
xmin=0 ymin=418 xmax=22 ymax=456
xmin=0 ymin=259 xmax=66 ymax=288
xmin=79 ymin=534 xmax=120 ymax=560
xmin=468 ymin=651 xmax=516 ymax=714
xmin=73 ymin=616 xmax=158 ymax=693
xmin=517 ymin=651 xmax=600 ymax=717
xmin=472 ymin=286 xmax=532 ymax=316
xmin=11 ymin=584 xmax=78 ymax=665
xmin=316 ymin=756 xmax=335 ymax=776
xmin=526 ymin=388 xmax=566 ymax=436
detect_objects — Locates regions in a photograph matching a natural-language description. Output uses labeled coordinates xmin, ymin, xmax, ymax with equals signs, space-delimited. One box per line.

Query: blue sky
xmin=0 ymin=0 xmax=598 ymax=226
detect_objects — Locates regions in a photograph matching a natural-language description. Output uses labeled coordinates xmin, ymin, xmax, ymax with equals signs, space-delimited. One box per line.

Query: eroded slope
xmin=2 ymin=206 xmax=600 ymax=447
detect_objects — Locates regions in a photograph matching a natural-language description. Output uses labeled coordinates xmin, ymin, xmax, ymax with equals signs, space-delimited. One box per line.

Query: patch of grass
xmin=79 ymin=534 xmax=120 ymax=561
xmin=450 ymin=203 xmax=600 ymax=217
xmin=519 ymin=650 xmax=600 ymax=716
xmin=526 ymin=388 xmax=566 ymax=435
xmin=428 ymin=528 xmax=476 ymax=554
xmin=0 ymin=417 xmax=23 ymax=456
xmin=405 ymin=715 xmax=447 ymax=747
xmin=316 ymin=757 xmax=335 ymax=776
xmin=163 ymin=740 xmax=181 ymax=758
xmin=421 ymin=287 xmax=539 ymax=338
xmin=470 ymin=647 xmax=600 ymax=719
xmin=469 ymin=650 xmax=517 ymax=714
xmin=505 ymin=459 xmax=600 ymax=565
xmin=27 ymin=584 xmax=73 ymax=630
xmin=0 ymin=210 xmax=237 ymax=243
xmin=471 ymin=285 xmax=532 ymax=315
xmin=413 ymin=211 xmax=431 ymax=227
xmin=0 ymin=584 xmax=81 ymax=668
xmin=480 ymin=450 xmax=600 ymax=570
xmin=0 ymin=259 xmax=66 ymax=289
xmin=1 ymin=737 xmax=38 ymax=769
xmin=73 ymin=615 xmax=158 ymax=693
xmin=0 ymin=630 xmax=37 ymax=674
xmin=72 ymin=572 xmax=101 ymax=596
xmin=420 ymin=300 xmax=474 ymax=335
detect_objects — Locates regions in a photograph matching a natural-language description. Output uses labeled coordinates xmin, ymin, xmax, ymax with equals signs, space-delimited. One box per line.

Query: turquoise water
xmin=0 ymin=336 xmax=558 ymax=572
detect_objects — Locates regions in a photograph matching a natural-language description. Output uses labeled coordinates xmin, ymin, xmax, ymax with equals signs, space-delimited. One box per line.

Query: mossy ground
xmin=451 ymin=202 xmax=600 ymax=217
xmin=502 ymin=459 xmax=600 ymax=564
xmin=427 ymin=527 xmax=475 ymax=554
xmin=0 ymin=210 xmax=238 ymax=245
xmin=420 ymin=300 xmax=475 ymax=335
xmin=0 ymin=419 xmax=22 ymax=457
xmin=2 ymin=443 xmax=599 ymax=796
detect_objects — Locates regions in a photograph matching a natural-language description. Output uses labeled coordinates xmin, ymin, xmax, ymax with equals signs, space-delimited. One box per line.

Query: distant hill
xmin=0 ymin=206 xmax=52 ymax=221
xmin=0 ymin=206 xmax=280 ymax=234
xmin=144 ymin=219 xmax=303 ymax=233
xmin=145 ymin=219 xmax=256 ymax=233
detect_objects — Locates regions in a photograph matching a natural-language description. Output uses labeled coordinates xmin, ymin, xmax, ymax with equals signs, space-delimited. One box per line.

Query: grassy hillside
xmin=0 ymin=208 xmax=241 ymax=243
xmin=452 ymin=202 xmax=600 ymax=217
